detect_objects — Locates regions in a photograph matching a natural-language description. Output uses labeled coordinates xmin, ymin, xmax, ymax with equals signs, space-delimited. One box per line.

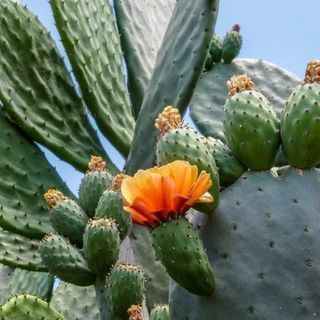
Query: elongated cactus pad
xmin=39 ymin=234 xmax=95 ymax=286
xmin=114 ymin=0 xmax=175 ymax=117
xmin=126 ymin=0 xmax=219 ymax=173
xmin=106 ymin=263 xmax=145 ymax=320
xmin=171 ymin=167 xmax=320 ymax=319
xmin=0 ymin=228 xmax=46 ymax=271
xmin=190 ymin=59 xmax=300 ymax=143
xmin=50 ymin=0 xmax=135 ymax=157
xmin=1 ymin=269 xmax=54 ymax=304
xmin=0 ymin=111 xmax=73 ymax=239
xmin=0 ymin=295 xmax=64 ymax=320
xmin=51 ymin=282 xmax=99 ymax=320
xmin=0 ymin=0 xmax=114 ymax=172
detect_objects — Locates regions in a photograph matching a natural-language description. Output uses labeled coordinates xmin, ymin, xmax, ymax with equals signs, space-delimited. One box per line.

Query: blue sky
xmin=20 ymin=0 xmax=319 ymax=194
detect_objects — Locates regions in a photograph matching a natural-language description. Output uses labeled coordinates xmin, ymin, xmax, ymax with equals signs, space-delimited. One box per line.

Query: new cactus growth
xmin=121 ymin=161 xmax=215 ymax=296
xmin=281 ymin=61 xmax=320 ymax=168
xmin=150 ymin=304 xmax=170 ymax=320
xmin=79 ymin=156 xmax=113 ymax=217
xmin=224 ymin=74 xmax=280 ymax=170
xmin=204 ymin=34 xmax=223 ymax=71
xmin=95 ymin=174 xmax=132 ymax=240
xmin=83 ymin=218 xmax=120 ymax=275
xmin=155 ymin=106 xmax=220 ymax=213
xmin=222 ymin=24 xmax=242 ymax=63
xmin=106 ymin=263 xmax=145 ymax=320
xmin=44 ymin=189 xmax=88 ymax=245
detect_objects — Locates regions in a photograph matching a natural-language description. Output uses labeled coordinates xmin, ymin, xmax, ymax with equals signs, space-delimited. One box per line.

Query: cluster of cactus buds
xmin=205 ymin=24 xmax=243 ymax=71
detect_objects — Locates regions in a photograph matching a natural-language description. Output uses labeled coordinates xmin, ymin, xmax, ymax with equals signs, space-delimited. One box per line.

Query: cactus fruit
xmin=222 ymin=24 xmax=242 ymax=63
xmin=204 ymin=137 xmax=247 ymax=186
xmin=95 ymin=174 xmax=131 ymax=240
xmin=150 ymin=304 xmax=170 ymax=320
xmin=223 ymin=74 xmax=280 ymax=170
xmin=155 ymin=106 xmax=220 ymax=213
xmin=44 ymin=189 xmax=88 ymax=245
xmin=281 ymin=61 xmax=320 ymax=168
xmin=83 ymin=218 xmax=120 ymax=276
xmin=128 ymin=305 xmax=143 ymax=320
xmin=79 ymin=156 xmax=113 ymax=217
xmin=151 ymin=218 xmax=215 ymax=296
xmin=0 ymin=294 xmax=64 ymax=320
xmin=39 ymin=234 xmax=95 ymax=286
xmin=106 ymin=263 xmax=145 ymax=320
xmin=121 ymin=160 xmax=215 ymax=296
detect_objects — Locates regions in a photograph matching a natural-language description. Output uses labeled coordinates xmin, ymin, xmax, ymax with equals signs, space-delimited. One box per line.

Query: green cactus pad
xmin=0 ymin=111 xmax=73 ymax=239
xmin=204 ymin=53 xmax=214 ymax=72
xmin=150 ymin=304 xmax=170 ymax=320
xmin=171 ymin=167 xmax=320 ymax=319
xmin=95 ymin=190 xmax=131 ymax=240
xmin=106 ymin=263 xmax=145 ymax=319
xmin=204 ymin=137 xmax=247 ymax=186
xmin=1 ymin=269 xmax=54 ymax=304
xmin=0 ymin=266 xmax=14 ymax=300
xmin=210 ymin=34 xmax=223 ymax=63
xmin=222 ymin=26 xmax=242 ymax=63
xmin=79 ymin=171 xmax=113 ymax=217
xmin=0 ymin=295 xmax=64 ymax=320
xmin=281 ymin=83 xmax=320 ymax=168
xmin=51 ymin=282 xmax=99 ymax=320
xmin=83 ymin=218 xmax=120 ymax=275
xmin=224 ymin=88 xmax=280 ymax=170
xmin=50 ymin=0 xmax=135 ymax=157
xmin=114 ymin=0 xmax=175 ymax=117
xmin=190 ymin=59 xmax=300 ymax=143
xmin=0 ymin=228 xmax=46 ymax=271
xmin=39 ymin=234 xmax=95 ymax=286
xmin=126 ymin=0 xmax=219 ymax=173
xmin=50 ymin=198 xmax=88 ymax=245
xmin=0 ymin=0 xmax=114 ymax=173
xmin=156 ymin=127 xmax=220 ymax=213
xmin=152 ymin=218 xmax=215 ymax=296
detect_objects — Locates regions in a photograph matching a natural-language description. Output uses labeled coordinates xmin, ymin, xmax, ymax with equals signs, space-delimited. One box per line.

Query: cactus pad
xmin=171 ymin=167 xmax=320 ymax=319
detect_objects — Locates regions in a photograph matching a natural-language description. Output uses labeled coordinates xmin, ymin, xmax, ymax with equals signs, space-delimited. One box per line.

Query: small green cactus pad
xmin=130 ymin=225 xmax=170 ymax=310
xmin=1 ymin=269 xmax=54 ymax=304
xmin=79 ymin=171 xmax=113 ymax=217
xmin=106 ymin=263 xmax=145 ymax=320
xmin=190 ymin=59 xmax=300 ymax=143
xmin=126 ymin=0 xmax=219 ymax=174
xmin=51 ymin=282 xmax=99 ymax=320
xmin=39 ymin=234 xmax=95 ymax=286
xmin=222 ymin=26 xmax=242 ymax=63
xmin=224 ymin=89 xmax=280 ymax=171
xmin=0 ymin=0 xmax=113 ymax=173
xmin=152 ymin=218 xmax=215 ymax=296
xmin=281 ymin=82 xmax=320 ymax=168
xmin=114 ymin=0 xmax=175 ymax=117
xmin=210 ymin=35 xmax=223 ymax=63
xmin=156 ymin=127 xmax=220 ymax=213
xmin=204 ymin=137 xmax=247 ymax=186
xmin=150 ymin=304 xmax=170 ymax=320
xmin=0 ymin=111 xmax=73 ymax=239
xmin=83 ymin=218 xmax=120 ymax=275
xmin=171 ymin=167 xmax=320 ymax=319
xmin=0 ymin=295 xmax=64 ymax=320
xmin=50 ymin=198 xmax=88 ymax=245
xmin=0 ymin=228 xmax=46 ymax=271
xmin=95 ymin=190 xmax=131 ymax=240
xmin=50 ymin=0 xmax=135 ymax=157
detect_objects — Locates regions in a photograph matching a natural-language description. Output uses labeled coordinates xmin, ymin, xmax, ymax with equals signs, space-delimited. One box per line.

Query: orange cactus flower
xmin=121 ymin=160 xmax=213 ymax=228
